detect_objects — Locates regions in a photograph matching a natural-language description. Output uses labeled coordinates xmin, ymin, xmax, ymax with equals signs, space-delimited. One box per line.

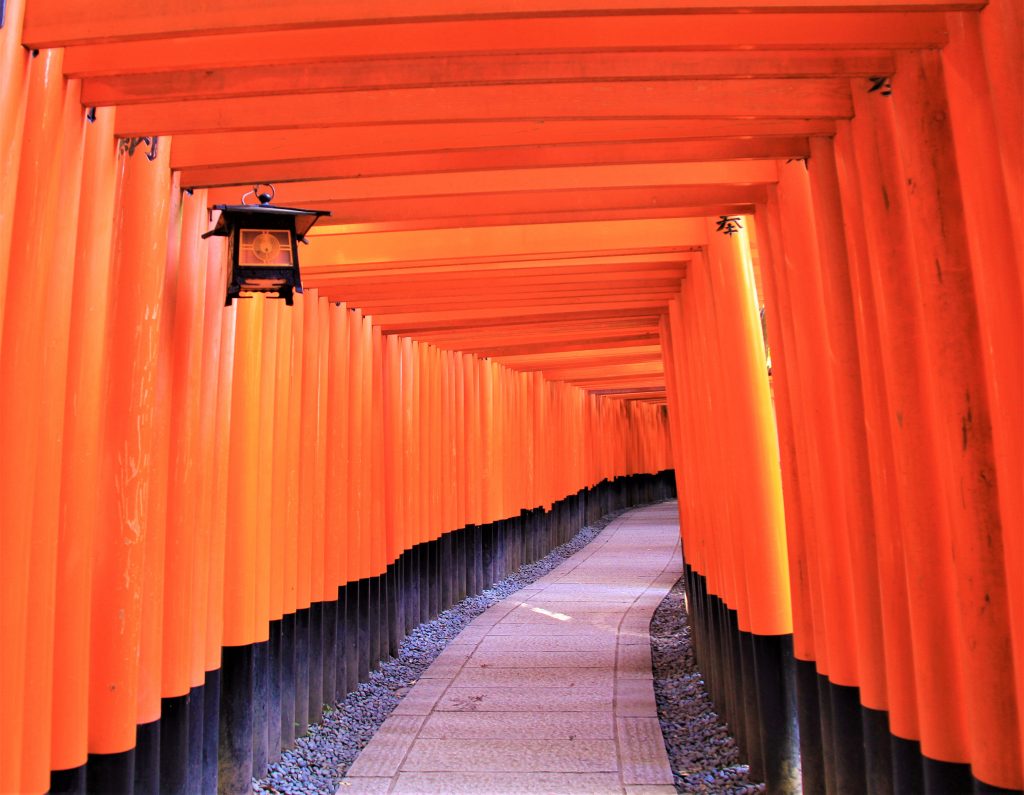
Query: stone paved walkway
xmin=338 ymin=501 xmax=683 ymax=795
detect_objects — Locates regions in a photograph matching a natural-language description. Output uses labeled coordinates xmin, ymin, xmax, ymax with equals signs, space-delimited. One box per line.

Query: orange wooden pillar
xmin=768 ymin=160 xmax=876 ymax=793
xmin=326 ymin=302 xmax=351 ymax=699
xmin=49 ymin=105 xmax=118 ymax=790
xmin=148 ymin=187 xmax=209 ymax=792
xmin=132 ymin=173 xmax=179 ymax=793
xmin=828 ymin=123 xmax=922 ymax=790
xmin=0 ymin=47 xmax=67 ymax=793
xmin=88 ymin=132 xmax=173 ymax=792
xmin=676 ymin=256 xmax=733 ymax=729
xmin=294 ymin=290 xmax=318 ymax=733
xmin=804 ymin=137 xmax=895 ymax=791
xmin=706 ymin=221 xmax=796 ymax=792
xmin=746 ymin=213 xmax=819 ymax=687
xmin=382 ymin=332 xmax=403 ymax=650
xmin=369 ymin=325 xmax=387 ymax=659
xmin=218 ymin=295 xmax=263 ymax=794
xmin=13 ymin=61 xmax=87 ymax=795
xmin=348 ymin=309 xmax=370 ymax=679
xmin=269 ymin=293 xmax=294 ymax=755
xmin=888 ymin=51 xmax=1021 ymax=790
xmin=279 ymin=284 xmax=302 ymax=747
xmin=941 ymin=13 xmax=1024 ymax=722
xmin=200 ymin=238 xmax=234 ymax=793
xmin=252 ymin=297 xmax=281 ymax=777
xmin=310 ymin=296 xmax=329 ymax=725
xmin=752 ymin=204 xmax=833 ymax=793
xmin=399 ymin=338 xmax=418 ymax=624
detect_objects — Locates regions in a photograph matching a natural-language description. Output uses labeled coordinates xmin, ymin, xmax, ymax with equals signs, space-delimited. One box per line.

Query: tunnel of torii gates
xmin=0 ymin=0 xmax=1021 ymax=793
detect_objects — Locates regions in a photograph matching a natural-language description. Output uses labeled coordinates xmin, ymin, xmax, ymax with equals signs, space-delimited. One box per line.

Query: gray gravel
xmin=651 ymin=576 xmax=765 ymax=794
xmin=253 ymin=507 xmax=634 ymax=795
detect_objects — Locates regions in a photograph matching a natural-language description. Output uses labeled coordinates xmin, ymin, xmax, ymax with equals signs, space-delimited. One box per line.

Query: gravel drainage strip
xmin=651 ymin=576 xmax=765 ymax=794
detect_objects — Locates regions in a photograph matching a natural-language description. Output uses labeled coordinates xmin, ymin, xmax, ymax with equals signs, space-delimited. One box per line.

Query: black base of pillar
xmin=201 ymin=668 xmax=221 ymax=795
xmin=133 ymin=719 xmax=160 ymax=795
xmin=829 ymin=679 xmax=867 ymax=794
xmin=861 ymin=705 xmax=894 ymax=795
xmin=387 ymin=562 xmax=402 ymax=658
xmin=200 ymin=672 xmax=221 ymax=795
xmin=739 ymin=629 xmax=765 ymax=781
xmin=188 ymin=682 xmax=205 ymax=787
xmin=309 ymin=601 xmax=324 ymax=724
xmin=891 ymin=734 xmax=924 ymax=794
xmin=85 ymin=748 xmax=134 ymax=795
xmin=251 ymin=638 xmax=270 ymax=779
xmin=752 ymin=633 xmax=801 ymax=794
xmin=344 ymin=583 xmax=359 ymax=693
xmin=923 ymin=756 xmax=975 ymax=795
xmin=357 ymin=578 xmax=371 ymax=682
xmin=294 ymin=606 xmax=310 ymax=736
xmin=268 ymin=619 xmax=283 ymax=762
xmin=279 ymin=612 xmax=296 ymax=749
xmin=335 ymin=587 xmax=349 ymax=700
xmin=367 ymin=577 xmax=381 ymax=672
xmin=420 ymin=541 xmax=432 ymax=624
xmin=816 ymin=672 xmax=839 ymax=793
xmin=218 ymin=644 xmax=254 ymax=795
xmin=49 ymin=764 xmax=87 ymax=794
xmin=795 ymin=659 xmax=826 ymax=794
xmin=159 ymin=692 xmax=191 ymax=794
xmin=322 ymin=598 xmax=338 ymax=705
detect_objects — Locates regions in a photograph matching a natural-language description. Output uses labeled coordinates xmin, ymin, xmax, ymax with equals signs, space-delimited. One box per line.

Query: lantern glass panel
xmin=239 ymin=228 xmax=293 ymax=267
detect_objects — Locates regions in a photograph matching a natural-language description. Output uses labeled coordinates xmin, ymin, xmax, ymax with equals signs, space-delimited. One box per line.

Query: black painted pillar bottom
xmin=752 ymin=633 xmax=801 ymax=794
xmin=357 ymin=578 xmax=371 ymax=683
xmin=85 ymin=748 xmax=134 ymax=795
xmin=891 ymin=734 xmax=925 ymax=794
xmin=322 ymin=598 xmax=338 ymax=706
xmin=335 ymin=587 xmax=349 ymax=700
xmin=268 ymin=618 xmax=283 ymax=762
xmin=49 ymin=763 xmax=87 ymax=794
xmin=252 ymin=638 xmax=270 ymax=779
xmin=828 ymin=678 xmax=867 ymax=794
xmin=861 ymin=705 xmax=893 ymax=795
xmin=188 ymin=681 xmax=206 ymax=787
xmin=218 ymin=644 xmax=254 ymax=795
xmin=134 ymin=718 xmax=159 ymax=794
xmin=344 ymin=583 xmax=359 ymax=693
xmin=294 ymin=606 xmax=310 ymax=736
xmin=309 ymin=601 xmax=324 ymax=725
xmin=202 ymin=668 xmax=221 ymax=795
xmin=924 ymin=756 xmax=976 ymax=795
xmin=279 ymin=612 xmax=296 ymax=750
xmin=159 ymin=691 xmax=191 ymax=794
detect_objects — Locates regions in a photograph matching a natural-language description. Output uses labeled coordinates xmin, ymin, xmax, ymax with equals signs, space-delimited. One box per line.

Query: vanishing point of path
xmin=338 ymin=501 xmax=684 ymax=794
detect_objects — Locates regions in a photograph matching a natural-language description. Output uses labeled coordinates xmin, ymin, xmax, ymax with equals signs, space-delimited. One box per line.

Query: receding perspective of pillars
xmin=0 ymin=67 xmax=675 ymax=786
xmin=705 ymin=50 xmax=1019 ymax=795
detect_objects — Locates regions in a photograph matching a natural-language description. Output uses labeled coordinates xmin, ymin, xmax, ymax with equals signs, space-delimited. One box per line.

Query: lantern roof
xmin=202 ymin=203 xmax=331 ymax=242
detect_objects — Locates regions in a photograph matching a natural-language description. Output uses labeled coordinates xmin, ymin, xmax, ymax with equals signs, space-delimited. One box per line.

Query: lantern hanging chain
xmin=242 ymin=183 xmax=276 ymax=206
